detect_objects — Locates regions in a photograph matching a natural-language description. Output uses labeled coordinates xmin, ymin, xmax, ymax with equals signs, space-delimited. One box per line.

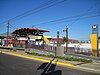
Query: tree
xmin=60 ymin=36 xmax=67 ymax=44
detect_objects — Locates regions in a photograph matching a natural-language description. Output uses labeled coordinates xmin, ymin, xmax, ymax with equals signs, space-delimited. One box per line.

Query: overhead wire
xmin=37 ymin=13 xmax=100 ymax=36
xmin=0 ymin=0 xmax=54 ymax=24
xmin=10 ymin=0 xmax=67 ymax=24
xmin=8 ymin=0 xmax=59 ymax=23
xmin=1 ymin=0 xmax=100 ymax=35
xmin=9 ymin=24 xmax=18 ymax=30
xmin=69 ymin=2 xmax=99 ymax=26
xmin=1 ymin=0 xmax=67 ymax=25
xmin=55 ymin=14 xmax=100 ymax=24
xmin=0 ymin=0 xmax=67 ymax=33
xmin=32 ymin=10 xmax=100 ymax=27
xmin=1 ymin=0 xmax=67 ymax=33
xmin=36 ymin=13 xmax=100 ymax=35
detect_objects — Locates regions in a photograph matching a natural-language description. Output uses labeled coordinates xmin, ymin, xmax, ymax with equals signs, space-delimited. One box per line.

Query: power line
xmin=1 ymin=11 xmax=100 ymax=33
xmin=31 ymin=11 xmax=100 ymax=27
xmin=57 ymin=14 xmax=100 ymax=24
xmin=9 ymin=24 xmax=18 ymax=30
xmin=1 ymin=0 xmax=67 ymax=25
xmin=69 ymin=1 xmax=100 ymax=26
xmin=8 ymin=0 xmax=58 ymax=22
xmin=1 ymin=0 xmax=100 ymax=33
xmin=9 ymin=12 xmax=100 ymax=33
xmin=46 ymin=14 xmax=100 ymax=29
xmin=1 ymin=0 xmax=67 ymax=33
xmin=11 ymin=0 xmax=67 ymax=24
xmin=0 ymin=0 xmax=54 ymax=24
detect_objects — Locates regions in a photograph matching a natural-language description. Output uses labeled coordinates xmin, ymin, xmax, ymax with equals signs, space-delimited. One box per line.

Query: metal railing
xmin=14 ymin=43 xmax=94 ymax=55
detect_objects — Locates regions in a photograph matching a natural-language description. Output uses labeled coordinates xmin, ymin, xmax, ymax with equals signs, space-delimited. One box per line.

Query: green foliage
xmin=61 ymin=36 xmax=67 ymax=44
xmin=0 ymin=47 xmax=12 ymax=50
xmin=26 ymin=52 xmax=92 ymax=63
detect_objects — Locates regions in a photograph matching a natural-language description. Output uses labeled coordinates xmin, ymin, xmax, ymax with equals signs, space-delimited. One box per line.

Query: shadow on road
xmin=37 ymin=57 xmax=62 ymax=75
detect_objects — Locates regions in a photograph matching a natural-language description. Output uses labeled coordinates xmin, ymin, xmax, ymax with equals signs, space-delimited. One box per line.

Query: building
xmin=0 ymin=28 xmax=50 ymax=48
xmin=0 ymin=32 xmax=13 ymax=46
xmin=11 ymin=28 xmax=49 ymax=47
xmin=51 ymin=38 xmax=78 ymax=44
xmin=68 ymin=39 xmax=79 ymax=43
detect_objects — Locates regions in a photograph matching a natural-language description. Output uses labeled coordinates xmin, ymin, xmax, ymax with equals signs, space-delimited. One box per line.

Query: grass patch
xmin=26 ymin=52 xmax=92 ymax=63
xmin=0 ymin=46 xmax=12 ymax=50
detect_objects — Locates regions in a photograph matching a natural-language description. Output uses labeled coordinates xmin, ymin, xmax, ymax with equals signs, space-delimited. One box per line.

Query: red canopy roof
xmin=12 ymin=28 xmax=49 ymax=34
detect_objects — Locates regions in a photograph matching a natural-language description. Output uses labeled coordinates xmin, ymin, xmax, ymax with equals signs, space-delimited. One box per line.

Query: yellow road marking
xmin=2 ymin=51 xmax=74 ymax=67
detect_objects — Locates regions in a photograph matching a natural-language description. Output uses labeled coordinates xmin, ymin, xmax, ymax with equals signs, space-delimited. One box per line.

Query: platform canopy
xmin=12 ymin=28 xmax=49 ymax=37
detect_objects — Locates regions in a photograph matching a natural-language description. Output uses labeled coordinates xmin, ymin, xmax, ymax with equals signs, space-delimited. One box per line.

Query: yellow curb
xmin=2 ymin=51 xmax=74 ymax=67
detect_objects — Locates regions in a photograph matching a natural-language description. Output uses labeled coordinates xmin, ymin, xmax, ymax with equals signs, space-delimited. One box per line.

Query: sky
xmin=0 ymin=0 xmax=100 ymax=40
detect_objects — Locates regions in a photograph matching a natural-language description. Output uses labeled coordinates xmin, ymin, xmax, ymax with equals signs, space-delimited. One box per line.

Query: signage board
xmin=90 ymin=34 xmax=97 ymax=50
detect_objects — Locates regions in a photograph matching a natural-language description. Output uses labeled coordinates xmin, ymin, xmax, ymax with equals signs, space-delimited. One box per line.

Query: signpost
xmin=90 ymin=25 xmax=99 ymax=57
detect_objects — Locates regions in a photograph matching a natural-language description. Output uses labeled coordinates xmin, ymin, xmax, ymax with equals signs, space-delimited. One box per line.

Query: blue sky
xmin=0 ymin=0 xmax=100 ymax=40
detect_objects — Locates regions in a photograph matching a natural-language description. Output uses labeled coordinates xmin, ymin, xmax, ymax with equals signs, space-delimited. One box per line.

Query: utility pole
xmin=97 ymin=25 xmax=99 ymax=57
xmin=7 ymin=20 xmax=10 ymax=46
xmin=57 ymin=31 xmax=60 ymax=47
xmin=63 ymin=26 xmax=68 ymax=52
xmin=55 ymin=31 xmax=60 ymax=57
xmin=66 ymin=26 xmax=68 ymax=52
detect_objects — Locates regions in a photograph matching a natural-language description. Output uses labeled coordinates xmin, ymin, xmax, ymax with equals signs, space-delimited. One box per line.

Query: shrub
xmin=26 ymin=52 xmax=92 ymax=63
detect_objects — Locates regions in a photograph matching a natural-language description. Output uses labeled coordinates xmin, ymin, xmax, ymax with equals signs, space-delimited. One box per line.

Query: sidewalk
xmin=0 ymin=49 xmax=100 ymax=74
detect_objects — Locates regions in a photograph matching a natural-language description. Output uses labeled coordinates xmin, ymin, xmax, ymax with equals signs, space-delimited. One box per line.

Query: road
xmin=0 ymin=53 xmax=99 ymax=75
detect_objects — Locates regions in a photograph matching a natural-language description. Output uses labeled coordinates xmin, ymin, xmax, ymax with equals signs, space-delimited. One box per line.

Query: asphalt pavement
xmin=0 ymin=53 xmax=100 ymax=75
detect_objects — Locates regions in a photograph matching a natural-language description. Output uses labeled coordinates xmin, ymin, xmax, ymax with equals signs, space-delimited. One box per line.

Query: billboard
xmin=90 ymin=34 xmax=97 ymax=50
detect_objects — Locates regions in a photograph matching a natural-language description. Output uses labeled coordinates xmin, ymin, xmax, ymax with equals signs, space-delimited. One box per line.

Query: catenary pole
xmin=66 ymin=26 xmax=68 ymax=52
xmin=7 ymin=20 xmax=10 ymax=46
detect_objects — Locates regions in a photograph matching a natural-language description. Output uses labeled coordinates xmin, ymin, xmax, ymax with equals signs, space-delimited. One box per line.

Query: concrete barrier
xmin=56 ymin=47 xmax=64 ymax=57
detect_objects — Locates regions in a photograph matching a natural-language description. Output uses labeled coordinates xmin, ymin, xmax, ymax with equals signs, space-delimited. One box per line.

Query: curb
xmin=1 ymin=51 xmax=74 ymax=67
